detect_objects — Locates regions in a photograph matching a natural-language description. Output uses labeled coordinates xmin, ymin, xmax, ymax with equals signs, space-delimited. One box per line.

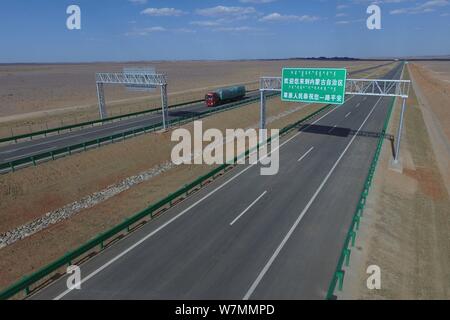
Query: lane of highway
xmin=0 ymin=92 xmax=262 ymax=163
xmin=30 ymin=63 xmax=402 ymax=300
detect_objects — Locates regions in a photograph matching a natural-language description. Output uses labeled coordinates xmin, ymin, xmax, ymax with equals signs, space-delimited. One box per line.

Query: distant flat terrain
xmin=0 ymin=60 xmax=382 ymax=118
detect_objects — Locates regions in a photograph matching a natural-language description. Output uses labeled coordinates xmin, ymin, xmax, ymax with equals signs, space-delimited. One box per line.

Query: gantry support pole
xmin=96 ymin=82 xmax=107 ymax=120
xmin=161 ymin=84 xmax=169 ymax=130
xmin=259 ymin=90 xmax=267 ymax=143
xmin=394 ymin=97 xmax=407 ymax=163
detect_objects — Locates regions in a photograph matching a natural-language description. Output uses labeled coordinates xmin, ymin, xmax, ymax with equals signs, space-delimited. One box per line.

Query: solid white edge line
xmin=53 ymin=97 xmax=352 ymax=300
xmin=242 ymin=96 xmax=383 ymax=300
xmin=297 ymin=147 xmax=314 ymax=162
xmin=230 ymin=191 xmax=267 ymax=226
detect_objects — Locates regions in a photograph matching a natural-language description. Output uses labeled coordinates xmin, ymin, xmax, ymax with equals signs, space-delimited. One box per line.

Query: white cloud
xmin=190 ymin=20 xmax=222 ymax=27
xmin=125 ymin=26 xmax=196 ymax=36
xmin=141 ymin=8 xmax=186 ymax=16
xmin=239 ymin=0 xmax=276 ymax=3
xmin=196 ymin=6 xmax=256 ymax=17
xmin=390 ymin=0 xmax=449 ymax=14
xmin=174 ymin=28 xmax=196 ymax=33
xmin=336 ymin=18 xmax=365 ymax=25
xmin=213 ymin=26 xmax=261 ymax=32
xmin=129 ymin=0 xmax=147 ymax=4
xmin=337 ymin=4 xmax=349 ymax=10
xmin=260 ymin=12 xmax=320 ymax=22
xmin=125 ymin=26 xmax=166 ymax=36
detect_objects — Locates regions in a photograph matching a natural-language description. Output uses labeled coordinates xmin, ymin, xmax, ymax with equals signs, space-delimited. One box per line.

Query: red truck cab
xmin=205 ymin=92 xmax=219 ymax=107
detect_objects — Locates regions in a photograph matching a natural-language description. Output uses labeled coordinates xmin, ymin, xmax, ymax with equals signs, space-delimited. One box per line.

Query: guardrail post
xmin=354 ymin=215 xmax=361 ymax=230
xmin=349 ymin=231 xmax=356 ymax=247
xmin=31 ymin=156 xmax=36 ymax=166
xmin=336 ymin=271 xmax=344 ymax=291
xmin=343 ymin=248 xmax=351 ymax=267
xmin=357 ymin=203 xmax=364 ymax=216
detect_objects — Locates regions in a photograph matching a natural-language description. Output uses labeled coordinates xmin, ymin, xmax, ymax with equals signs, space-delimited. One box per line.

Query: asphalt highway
xmin=31 ymin=62 xmax=402 ymax=299
xmin=0 ymin=92 xmax=262 ymax=164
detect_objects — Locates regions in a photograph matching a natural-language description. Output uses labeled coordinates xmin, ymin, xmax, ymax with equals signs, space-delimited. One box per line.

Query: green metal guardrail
xmin=0 ymin=88 xmax=260 ymax=145
xmin=0 ymin=101 xmax=333 ymax=300
xmin=0 ymin=92 xmax=275 ymax=173
xmin=325 ymin=94 xmax=398 ymax=300
xmin=0 ymin=99 xmax=204 ymax=145
xmin=1 ymin=62 xmax=391 ymax=145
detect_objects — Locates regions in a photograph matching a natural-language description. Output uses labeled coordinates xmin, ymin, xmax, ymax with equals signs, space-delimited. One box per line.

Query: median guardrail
xmin=325 ymin=94 xmax=397 ymax=300
xmin=0 ymin=88 xmax=260 ymax=145
xmin=0 ymin=92 xmax=275 ymax=173
xmin=0 ymin=100 xmax=333 ymax=300
xmin=0 ymin=99 xmax=204 ymax=145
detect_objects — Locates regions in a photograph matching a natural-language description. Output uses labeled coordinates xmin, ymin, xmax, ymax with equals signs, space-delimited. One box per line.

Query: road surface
xmin=0 ymin=92 xmax=262 ymax=164
xmin=30 ymin=62 xmax=402 ymax=300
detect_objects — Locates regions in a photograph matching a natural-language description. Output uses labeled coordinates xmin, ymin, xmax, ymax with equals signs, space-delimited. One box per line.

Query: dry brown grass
xmin=0 ymin=60 xmax=382 ymax=137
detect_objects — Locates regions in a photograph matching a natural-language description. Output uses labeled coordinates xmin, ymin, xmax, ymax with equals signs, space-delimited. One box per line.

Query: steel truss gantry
xmin=259 ymin=76 xmax=411 ymax=164
xmin=95 ymin=72 xmax=169 ymax=129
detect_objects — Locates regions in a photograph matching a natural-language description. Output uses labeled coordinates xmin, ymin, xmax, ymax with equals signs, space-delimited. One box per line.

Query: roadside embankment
xmin=338 ymin=65 xmax=450 ymax=299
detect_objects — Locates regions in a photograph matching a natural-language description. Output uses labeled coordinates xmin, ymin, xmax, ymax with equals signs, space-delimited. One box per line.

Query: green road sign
xmin=281 ymin=68 xmax=347 ymax=105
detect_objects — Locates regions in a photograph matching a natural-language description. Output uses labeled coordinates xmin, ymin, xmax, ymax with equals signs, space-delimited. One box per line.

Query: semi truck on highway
xmin=205 ymin=85 xmax=246 ymax=107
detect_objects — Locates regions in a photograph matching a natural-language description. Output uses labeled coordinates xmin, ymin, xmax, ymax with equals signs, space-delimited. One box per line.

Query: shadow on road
xmin=297 ymin=123 xmax=394 ymax=144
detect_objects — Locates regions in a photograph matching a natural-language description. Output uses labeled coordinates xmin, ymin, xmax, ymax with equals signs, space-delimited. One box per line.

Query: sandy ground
xmin=338 ymin=65 xmax=450 ymax=299
xmin=0 ymin=60 xmax=381 ymax=137
xmin=408 ymin=62 xmax=450 ymax=195
xmin=0 ymin=63 xmax=390 ymax=293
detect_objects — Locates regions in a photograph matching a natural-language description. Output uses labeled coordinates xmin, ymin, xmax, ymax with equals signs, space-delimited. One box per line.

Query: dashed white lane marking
xmin=297 ymin=147 xmax=314 ymax=162
xmin=328 ymin=125 xmax=337 ymax=133
xmin=243 ymin=96 xmax=383 ymax=300
xmin=230 ymin=191 xmax=267 ymax=226
xmin=345 ymin=112 xmax=351 ymax=118
xmin=51 ymin=97 xmax=351 ymax=300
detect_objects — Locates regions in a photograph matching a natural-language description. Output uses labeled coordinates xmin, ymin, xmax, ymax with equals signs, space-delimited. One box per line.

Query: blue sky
xmin=0 ymin=0 xmax=449 ymax=62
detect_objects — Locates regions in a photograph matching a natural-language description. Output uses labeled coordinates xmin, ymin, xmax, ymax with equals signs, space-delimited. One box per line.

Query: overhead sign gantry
xmin=95 ymin=70 xmax=169 ymax=130
xmin=259 ymin=65 xmax=411 ymax=164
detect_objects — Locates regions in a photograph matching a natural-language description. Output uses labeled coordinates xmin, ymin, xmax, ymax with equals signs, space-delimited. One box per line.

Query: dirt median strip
xmin=0 ymin=101 xmax=313 ymax=249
